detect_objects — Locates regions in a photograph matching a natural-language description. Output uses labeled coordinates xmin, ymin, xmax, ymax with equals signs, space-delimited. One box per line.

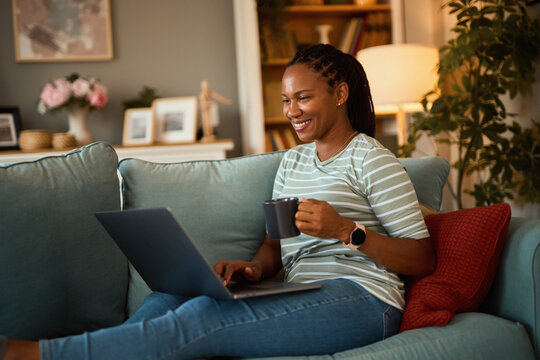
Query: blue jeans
xmin=40 ymin=279 xmax=401 ymax=359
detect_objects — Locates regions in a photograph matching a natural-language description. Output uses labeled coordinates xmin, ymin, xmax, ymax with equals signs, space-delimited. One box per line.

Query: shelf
xmin=263 ymin=58 xmax=290 ymax=67
xmin=0 ymin=140 xmax=234 ymax=165
xmin=265 ymin=117 xmax=289 ymax=125
xmin=286 ymin=4 xmax=391 ymax=16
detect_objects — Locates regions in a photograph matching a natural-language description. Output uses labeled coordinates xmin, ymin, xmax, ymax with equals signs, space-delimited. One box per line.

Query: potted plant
xmin=401 ymin=0 xmax=540 ymax=209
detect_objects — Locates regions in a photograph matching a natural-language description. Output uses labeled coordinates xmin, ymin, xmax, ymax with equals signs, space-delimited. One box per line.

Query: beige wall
xmin=0 ymin=0 xmax=242 ymax=157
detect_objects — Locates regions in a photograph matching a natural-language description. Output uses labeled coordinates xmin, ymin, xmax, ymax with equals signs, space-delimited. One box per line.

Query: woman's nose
xmin=285 ymin=101 xmax=301 ymax=119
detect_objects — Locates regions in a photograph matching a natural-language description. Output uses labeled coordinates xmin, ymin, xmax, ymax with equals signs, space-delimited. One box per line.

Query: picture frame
xmin=152 ymin=97 xmax=198 ymax=144
xmin=0 ymin=107 xmax=22 ymax=150
xmin=122 ymin=108 xmax=154 ymax=146
xmin=12 ymin=0 xmax=114 ymax=62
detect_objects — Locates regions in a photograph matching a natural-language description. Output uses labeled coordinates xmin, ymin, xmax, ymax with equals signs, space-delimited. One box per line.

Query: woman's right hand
xmin=213 ymin=260 xmax=262 ymax=286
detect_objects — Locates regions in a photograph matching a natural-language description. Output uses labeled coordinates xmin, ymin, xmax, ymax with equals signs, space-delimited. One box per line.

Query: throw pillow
xmin=400 ymin=203 xmax=511 ymax=332
xmin=0 ymin=142 xmax=127 ymax=340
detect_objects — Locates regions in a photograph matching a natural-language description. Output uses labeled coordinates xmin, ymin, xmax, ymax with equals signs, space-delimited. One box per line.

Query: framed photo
xmin=122 ymin=108 xmax=154 ymax=146
xmin=12 ymin=0 xmax=114 ymax=62
xmin=0 ymin=107 xmax=22 ymax=150
xmin=152 ymin=97 xmax=198 ymax=144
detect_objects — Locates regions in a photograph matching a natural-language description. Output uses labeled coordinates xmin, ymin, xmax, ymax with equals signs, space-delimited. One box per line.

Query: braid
xmin=288 ymin=44 xmax=375 ymax=137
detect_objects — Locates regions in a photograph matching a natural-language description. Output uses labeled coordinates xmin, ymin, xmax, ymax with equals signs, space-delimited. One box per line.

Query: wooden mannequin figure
xmin=199 ymin=80 xmax=232 ymax=142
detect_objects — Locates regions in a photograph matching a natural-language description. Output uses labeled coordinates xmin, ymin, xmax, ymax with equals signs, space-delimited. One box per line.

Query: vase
xmin=315 ymin=24 xmax=332 ymax=45
xmin=67 ymin=106 xmax=93 ymax=146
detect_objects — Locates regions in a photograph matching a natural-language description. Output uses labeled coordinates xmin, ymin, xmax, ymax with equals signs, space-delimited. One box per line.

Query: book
xmin=265 ymin=131 xmax=274 ymax=152
xmin=261 ymin=26 xmax=280 ymax=59
xmin=270 ymin=129 xmax=286 ymax=151
xmin=339 ymin=17 xmax=359 ymax=54
xmin=370 ymin=12 xmax=386 ymax=48
xmin=283 ymin=29 xmax=298 ymax=59
xmin=284 ymin=127 xmax=298 ymax=148
xmin=350 ymin=16 xmax=367 ymax=55
xmin=381 ymin=12 xmax=392 ymax=45
xmin=263 ymin=81 xmax=283 ymax=118
xmin=279 ymin=129 xmax=291 ymax=149
xmin=357 ymin=13 xmax=375 ymax=51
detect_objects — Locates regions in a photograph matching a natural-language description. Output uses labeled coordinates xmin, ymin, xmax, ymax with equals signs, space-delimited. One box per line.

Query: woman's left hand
xmin=295 ymin=197 xmax=354 ymax=242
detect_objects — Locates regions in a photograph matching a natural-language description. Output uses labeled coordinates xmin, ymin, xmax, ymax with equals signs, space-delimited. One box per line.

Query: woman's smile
xmin=292 ymin=119 xmax=312 ymax=131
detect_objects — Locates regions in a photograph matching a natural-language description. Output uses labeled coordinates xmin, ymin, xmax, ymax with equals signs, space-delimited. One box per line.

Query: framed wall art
xmin=0 ymin=107 xmax=22 ymax=150
xmin=12 ymin=0 xmax=114 ymax=62
xmin=152 ymin=97 xmax=198 ymax=144
xmin=122 ymin=108 xmax=154 ymax=146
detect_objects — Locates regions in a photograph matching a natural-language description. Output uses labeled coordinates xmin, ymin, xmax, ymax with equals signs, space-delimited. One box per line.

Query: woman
xmin=1 ymin=44 xmax=434 ymax=360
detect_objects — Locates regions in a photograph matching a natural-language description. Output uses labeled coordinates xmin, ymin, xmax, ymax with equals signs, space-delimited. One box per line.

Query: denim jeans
xmin=40 ymin=279 xmax=401 ymax=360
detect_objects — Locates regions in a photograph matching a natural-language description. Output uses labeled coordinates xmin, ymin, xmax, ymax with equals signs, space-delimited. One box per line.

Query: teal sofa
xmin=0 ymin=142 xmax=538 ymax=359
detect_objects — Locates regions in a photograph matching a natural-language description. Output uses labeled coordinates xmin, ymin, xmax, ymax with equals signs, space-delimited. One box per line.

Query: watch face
xmin=351 ymin=228 xmax=366 ymax=246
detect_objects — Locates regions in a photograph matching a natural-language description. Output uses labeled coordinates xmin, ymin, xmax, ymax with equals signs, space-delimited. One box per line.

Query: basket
xmin=18 ymin=130 xmax=53 ymax=151
xmin=52 ymin=133 xmax=77 ymax=149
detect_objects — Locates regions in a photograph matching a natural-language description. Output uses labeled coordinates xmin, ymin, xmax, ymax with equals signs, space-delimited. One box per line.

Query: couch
xmin=0 ymin=142 xmax=538 ymax=359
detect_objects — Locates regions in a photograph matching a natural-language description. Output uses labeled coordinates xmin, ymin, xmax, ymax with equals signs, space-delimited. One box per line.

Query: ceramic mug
xmin=263 ymin=197 xmax=300 ymax=239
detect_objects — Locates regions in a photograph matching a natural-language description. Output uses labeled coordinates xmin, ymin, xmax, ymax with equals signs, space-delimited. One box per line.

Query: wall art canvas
xmin=12 ymin=0 xmax=113 ymax=62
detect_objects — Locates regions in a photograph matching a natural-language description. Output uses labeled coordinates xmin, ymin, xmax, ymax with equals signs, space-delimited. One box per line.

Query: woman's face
xmin=281 ymin=64 xmax=343 ymax=143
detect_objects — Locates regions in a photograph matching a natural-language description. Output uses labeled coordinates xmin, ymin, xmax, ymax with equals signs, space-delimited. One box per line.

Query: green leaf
xmin=430 ymin=98 xmax=446 ymax=113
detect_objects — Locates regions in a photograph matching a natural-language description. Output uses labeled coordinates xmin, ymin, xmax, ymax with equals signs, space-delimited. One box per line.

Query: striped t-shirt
xmin=272 ymin=133 xmax=429 ymax=310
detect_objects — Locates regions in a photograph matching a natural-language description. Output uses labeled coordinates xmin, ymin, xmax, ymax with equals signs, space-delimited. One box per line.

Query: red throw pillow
xmin=400 ymin=203 xmax=511 ymax=332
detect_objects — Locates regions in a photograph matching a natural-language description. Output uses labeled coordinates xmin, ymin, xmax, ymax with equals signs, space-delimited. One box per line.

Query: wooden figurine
xmin=199 ymin=80 xmax=232 ymax=142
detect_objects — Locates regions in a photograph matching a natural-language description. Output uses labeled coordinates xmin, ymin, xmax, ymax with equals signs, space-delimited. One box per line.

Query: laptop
xmin=95 ymin=207 xmax=321 ymax=300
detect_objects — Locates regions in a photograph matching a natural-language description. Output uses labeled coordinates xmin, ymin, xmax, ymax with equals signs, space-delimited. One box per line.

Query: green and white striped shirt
xmin=273 ymin=133 xmax=429 ymax=310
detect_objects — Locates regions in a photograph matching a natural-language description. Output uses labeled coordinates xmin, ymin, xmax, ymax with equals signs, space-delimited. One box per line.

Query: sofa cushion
xmin=398 ymin=157 xmax=449 ymax=211
xmin=0 ymin=142 xmax=127 ymax=339
xmin=400 ymin=203 xmax=511 ymax=332
xmin=251 ymin=313 xmax=535 ymax=360
xmin=118 ymin=151 xmax=286 ymax=315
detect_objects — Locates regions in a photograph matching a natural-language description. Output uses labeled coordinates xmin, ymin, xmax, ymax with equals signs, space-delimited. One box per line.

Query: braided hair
xmin=287 ymin=44 xmax=375 ymax=137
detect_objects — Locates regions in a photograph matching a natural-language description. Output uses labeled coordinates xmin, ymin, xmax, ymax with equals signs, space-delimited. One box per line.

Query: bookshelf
xmin=258 ymin=2 xmax=393 ymax=152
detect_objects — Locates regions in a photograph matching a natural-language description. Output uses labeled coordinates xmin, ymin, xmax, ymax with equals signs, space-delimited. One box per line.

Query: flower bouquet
xmin=38 ymin=73 xmax=108 ymax=114
xmin=38 ymin=73 xmax=108 ymax=145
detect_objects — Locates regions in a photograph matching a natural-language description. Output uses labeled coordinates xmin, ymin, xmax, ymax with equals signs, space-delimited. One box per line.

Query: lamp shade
xmin=357 ymin=44 xmax=439 ymax=106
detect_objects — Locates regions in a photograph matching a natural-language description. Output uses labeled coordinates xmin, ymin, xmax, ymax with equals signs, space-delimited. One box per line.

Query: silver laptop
xmin=95 ymin=207 xmax=321 ymax=300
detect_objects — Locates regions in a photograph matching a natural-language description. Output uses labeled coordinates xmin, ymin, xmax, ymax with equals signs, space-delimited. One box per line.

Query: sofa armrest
xmin=481 ymin=217 xmax=540 ymax=357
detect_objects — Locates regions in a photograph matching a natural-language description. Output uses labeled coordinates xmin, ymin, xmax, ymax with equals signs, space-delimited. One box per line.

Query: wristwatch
xmin=344 ymin=221 xmax=366 ymax=251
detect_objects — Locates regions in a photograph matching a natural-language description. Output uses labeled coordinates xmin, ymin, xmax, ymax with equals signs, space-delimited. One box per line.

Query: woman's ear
xmin=336 ymin=81 xmax=349 ymax=106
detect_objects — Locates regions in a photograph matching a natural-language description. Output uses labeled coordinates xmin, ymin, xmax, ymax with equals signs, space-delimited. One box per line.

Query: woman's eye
xmin=299 ymin=96 xmax=309 ymax=101
xmin=281 ymin=98 xmax=290 ymax=104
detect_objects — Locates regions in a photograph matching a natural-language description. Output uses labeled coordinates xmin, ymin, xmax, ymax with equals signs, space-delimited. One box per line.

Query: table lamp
xmin=357 ymin=44 xmax=439 ymax=145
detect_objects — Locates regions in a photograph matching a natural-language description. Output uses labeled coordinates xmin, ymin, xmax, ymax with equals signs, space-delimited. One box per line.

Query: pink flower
xmin=54 ymin=78 xmax=72 ymax=98
xmin=40 ymin=83 xmax=70 ymax=109
xmin=71 ymin=78 xmax=90 ymax=97
xmin=37 ymin=74 xmax=108 ymax=114
xmin=88 ymin=87 xmax=108 ymax=108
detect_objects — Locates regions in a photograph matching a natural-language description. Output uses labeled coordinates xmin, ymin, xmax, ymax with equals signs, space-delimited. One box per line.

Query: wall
xmin=0 ymin=0 xmax=242 ymax=157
